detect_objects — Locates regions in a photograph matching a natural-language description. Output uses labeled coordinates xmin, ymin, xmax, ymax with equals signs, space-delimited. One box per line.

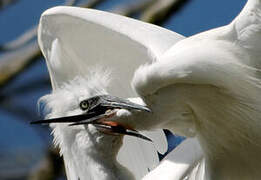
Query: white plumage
xmin=38 ymin=5 xmax=176 ymax=180
xmin=136 ymin=0 xmax=261 ymax=179
xmin=40 ymin=73 xmax=136 ymax=180
xmin=37 ymin=0 xmax=261 ymax=179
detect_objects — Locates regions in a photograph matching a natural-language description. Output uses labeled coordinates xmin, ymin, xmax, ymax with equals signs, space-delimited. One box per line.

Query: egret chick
xmin=34 ymin=72 xmax=151 ymax=180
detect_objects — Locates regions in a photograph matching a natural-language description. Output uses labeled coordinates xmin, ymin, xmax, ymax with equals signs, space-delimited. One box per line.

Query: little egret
xmin=33 ymin=0 xmax=261 ymax=179
xmin=33 ymin=3 xmax=181 ymax=180
xmin=34 ymin=73 xmax=152 ymax=180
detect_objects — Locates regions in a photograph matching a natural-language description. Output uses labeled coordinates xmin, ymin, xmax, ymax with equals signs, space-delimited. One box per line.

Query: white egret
xmin=33 ymin=4 xmax=181 ymax=180
xmin=33 ymin=0 xmax=261 ymax=179
xmin=34 ymin=73 xmax=149 ymax=180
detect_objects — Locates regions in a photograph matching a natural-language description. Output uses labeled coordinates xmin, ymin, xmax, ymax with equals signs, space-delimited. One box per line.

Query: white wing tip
xmin=41 ymin=6 xmax=76 ymax=17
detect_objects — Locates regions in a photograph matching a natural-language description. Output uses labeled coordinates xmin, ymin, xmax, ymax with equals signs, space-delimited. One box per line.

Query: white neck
xmin=137 ymin=83 xmax=261 ymax=180
xmin=41 ymin=76 xmax=135 ymax=180
xmin=54 ymin=125 xmax=135 ymax=180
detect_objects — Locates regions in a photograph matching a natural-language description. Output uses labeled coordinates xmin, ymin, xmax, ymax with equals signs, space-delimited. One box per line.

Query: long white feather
xmin=38 ymin=6 xmax=184 ymax=179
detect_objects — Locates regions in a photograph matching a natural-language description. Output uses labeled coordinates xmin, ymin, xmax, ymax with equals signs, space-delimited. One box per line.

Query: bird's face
xmin=32 ymin=94 xmax=152 ymax=142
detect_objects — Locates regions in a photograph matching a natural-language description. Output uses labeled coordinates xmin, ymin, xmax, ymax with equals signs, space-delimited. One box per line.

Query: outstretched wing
xmin=38 ymin=6 xmax=184 ymax=180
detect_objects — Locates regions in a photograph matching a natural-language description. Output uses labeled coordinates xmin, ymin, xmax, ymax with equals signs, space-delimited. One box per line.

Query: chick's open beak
xmin=31 ymin=95 xmax=152 ymax=142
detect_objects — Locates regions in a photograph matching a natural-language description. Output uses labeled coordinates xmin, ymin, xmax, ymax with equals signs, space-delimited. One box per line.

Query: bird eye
xmin=80 ymin=101 xmax=89 ymax=111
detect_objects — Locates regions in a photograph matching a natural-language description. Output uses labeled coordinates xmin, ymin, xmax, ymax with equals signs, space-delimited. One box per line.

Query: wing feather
xmin=38 ymin=6 xmax=184 ymax=180
xmin=143 ymin=138 xmax=203 ymax=180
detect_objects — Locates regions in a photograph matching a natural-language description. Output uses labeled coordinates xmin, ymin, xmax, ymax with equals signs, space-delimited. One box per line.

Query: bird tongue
xmin=92 ymin=120 xmax=152 ymax=142
xmin=69 ymin=110 xmax=152 ymax=142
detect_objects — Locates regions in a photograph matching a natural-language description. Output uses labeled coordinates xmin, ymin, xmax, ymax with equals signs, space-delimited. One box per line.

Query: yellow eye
xmin=80 ymin=101 xmax=89 ymax=110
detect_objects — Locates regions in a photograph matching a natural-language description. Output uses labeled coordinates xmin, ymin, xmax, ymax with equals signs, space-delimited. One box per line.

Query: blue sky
xmin=0 ymin=0 xmax=248 ymax=177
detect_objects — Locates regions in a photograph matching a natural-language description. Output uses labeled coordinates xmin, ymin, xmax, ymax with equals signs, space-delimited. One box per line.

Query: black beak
xmin=31 ymin=95 xmax=152 ymax=142
xmin=30 ymin=113 xmax=97 ymax=125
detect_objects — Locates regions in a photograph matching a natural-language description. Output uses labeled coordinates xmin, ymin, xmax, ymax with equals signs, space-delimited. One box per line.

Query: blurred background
xmin=0 ymin=0 xmax=246 ymax=179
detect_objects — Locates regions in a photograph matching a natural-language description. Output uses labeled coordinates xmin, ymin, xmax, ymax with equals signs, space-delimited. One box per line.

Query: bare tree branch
xmin=65 ymin=0 xmax=78 ymax=6
xmin=79 ymin=0 xmax=106 ymax=8
xmin=112 ymin=0 xmax=156 ymax=17
xmin=0 ymin=0 xmax=78 ymax=52
xmin=0 ymin=41 xmax=41 ymax=88
xmin=0 ymin=0 xmax=107 ymax=90
xmin=0 ymin=0 xmax=18 ymax=9
xmin=0 ymin=25 xmax=37 ymax=51
xmin=141 ymin=0 xmax=190 ymax=25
